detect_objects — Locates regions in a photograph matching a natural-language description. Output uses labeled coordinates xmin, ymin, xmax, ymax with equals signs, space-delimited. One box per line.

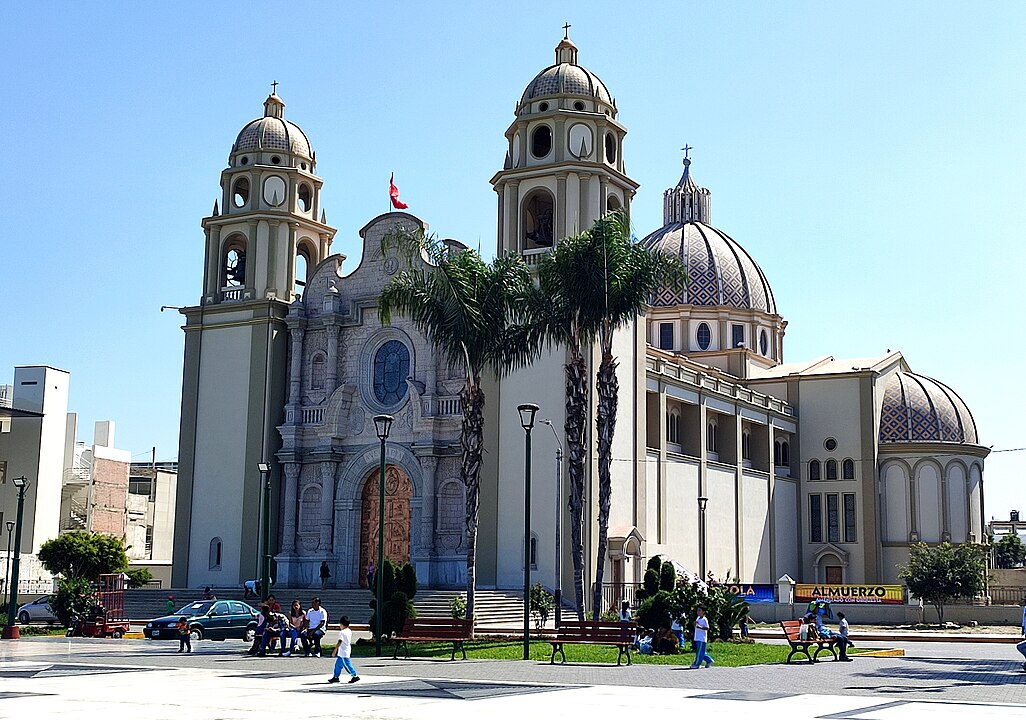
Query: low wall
xmin=749 ymin=602 xmax=1023 ymax=626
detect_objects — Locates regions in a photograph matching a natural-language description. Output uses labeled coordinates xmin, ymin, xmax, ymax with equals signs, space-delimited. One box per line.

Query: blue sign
xmin=724 ymin=583 xmax=775 ymax=604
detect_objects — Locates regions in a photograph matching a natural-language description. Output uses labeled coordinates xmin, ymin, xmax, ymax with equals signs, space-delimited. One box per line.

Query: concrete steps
xmin=123 ymin=587 xmax=528 ymax=627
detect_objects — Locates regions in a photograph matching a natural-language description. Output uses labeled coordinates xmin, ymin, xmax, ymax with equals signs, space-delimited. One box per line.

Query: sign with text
xmin=724 ymin=583 xmax=775 ymax=603
xmin=795 ymin=583 xmax=905 ymax=605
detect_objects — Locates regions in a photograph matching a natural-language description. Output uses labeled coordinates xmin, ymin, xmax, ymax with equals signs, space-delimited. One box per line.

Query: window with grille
xmin=826 ymin=459 xmax=838 ymax=480
xmin=809 ymin=495 xmax=822 ymax=543
xmin=809 ymin=459 xmax=821 ymax=481
xmin=842 ymin=458 xmax=855 ymax=480
xmin=843 ymin=493 xmax=857 ymax=542
xmin=827 ymin=493 xmax=840 ymax=543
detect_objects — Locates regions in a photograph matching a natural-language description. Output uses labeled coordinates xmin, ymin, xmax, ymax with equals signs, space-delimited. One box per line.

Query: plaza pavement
xmin=0 ymin=635 xmax=1024 ymax=719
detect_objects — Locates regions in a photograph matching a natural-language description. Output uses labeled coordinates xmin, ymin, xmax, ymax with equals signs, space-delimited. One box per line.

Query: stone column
xmin=281 ymin=463 xmax=301 ymax=553
xmin=325 ymin=323 xmax=341 ymax=393
xmin=556 ymin=172 xmax=568 ymax=240
xmin=287 ymin=326 xmax=305 ymax=406
xmin=318 ymin=461 xmax=337 ymax=552
xmin=419 ymin=456 xmax=438 ymax=557
xmin=268 ymin=219 xmax=281 ymax=297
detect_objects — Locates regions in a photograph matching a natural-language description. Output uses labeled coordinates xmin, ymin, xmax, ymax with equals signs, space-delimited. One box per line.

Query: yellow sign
xmin=795 ymin=583 xmax=905 ymax=605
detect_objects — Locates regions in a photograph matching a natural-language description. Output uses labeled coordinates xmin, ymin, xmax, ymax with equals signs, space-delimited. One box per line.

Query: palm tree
xmin=587 ymin=210 xmax=685 ymax=618
xmin=380 ymin=227 xmax=537 ymax=624
xmin=532 ymin=210 xmax=685 ymax=619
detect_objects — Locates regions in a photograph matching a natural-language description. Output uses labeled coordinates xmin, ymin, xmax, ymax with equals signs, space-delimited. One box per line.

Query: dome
xmin=641 ymin=160 xmax=776 ymax=313
xmin=232 ymin=93 xmax=312 ymax=159
xmin=878 ymin=371 xmax=979 ymax=445
xmin=518 ymin=36 xmax=613 ymax=109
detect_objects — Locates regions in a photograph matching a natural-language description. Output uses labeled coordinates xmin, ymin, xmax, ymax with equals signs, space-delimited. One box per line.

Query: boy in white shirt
xmin=328 ymin=616 xmax=360 ymax=684
xmin=689 ymin=605 xmax=714 ymax=669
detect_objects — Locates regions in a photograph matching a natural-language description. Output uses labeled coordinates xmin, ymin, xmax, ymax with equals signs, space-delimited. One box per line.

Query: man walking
xmin=320 ymin=561 xmax=331 ymax=590
xmin=328 ymin=616 xmax=360 ymax=684
xmin=837 ymin=612 xmax=853 ymax=661
xmin=690 ymin=605 xmax=714 ymax=669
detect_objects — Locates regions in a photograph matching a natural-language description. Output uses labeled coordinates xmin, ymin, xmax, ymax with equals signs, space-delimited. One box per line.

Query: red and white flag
xmin=389 ymin=173 xmax=408 ymax=210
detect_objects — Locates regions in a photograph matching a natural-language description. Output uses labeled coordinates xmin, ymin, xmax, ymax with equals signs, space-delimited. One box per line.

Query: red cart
xmin=67 ymin=573 xmax=131 ymax=639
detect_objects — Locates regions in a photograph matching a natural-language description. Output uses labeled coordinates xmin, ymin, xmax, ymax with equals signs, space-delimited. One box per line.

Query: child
xmin=166 ymin=596 xmax=175 ymax=615
xmin=327 ymin=616 xmax=360 ymax=684
xmin=176 ymin=617 xmax=191 ymax=653
xmin=690 ymin=605 xmax=713 ymax=669
xmin=837 ymin=612 xmax=852 ymax=661
xmin=740 ymin=611 xmax=751 ymax=639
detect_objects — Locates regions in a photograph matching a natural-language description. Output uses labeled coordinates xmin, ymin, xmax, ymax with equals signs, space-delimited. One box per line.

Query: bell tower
xmin=173 ymin=90 xmax=336 ymax=588
xmin=491 ymin=33 xmax=638 ymax=260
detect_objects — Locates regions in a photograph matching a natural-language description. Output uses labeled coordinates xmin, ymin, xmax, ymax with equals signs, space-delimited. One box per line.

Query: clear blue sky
xmin=3 ymin=2 xmax=1023 ymax=518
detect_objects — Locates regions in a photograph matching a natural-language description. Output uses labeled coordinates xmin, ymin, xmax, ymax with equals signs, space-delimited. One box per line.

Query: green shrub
xmin=636 ymin=590 xmax=674 ymax=630
xmin=398 ymin=563 xmax=418 ymax=600
xmin=50 ymin=578 xmax=97 ymax=627
xmin=659 ymin=561 xmax=676 ymax=592
xmin=382 ymin=590 xmax=417 ymax=636
xmin=449 ymin=594 xmax=468 ymax=619
xmin=529 ymin=583 xmax=554 ymax=629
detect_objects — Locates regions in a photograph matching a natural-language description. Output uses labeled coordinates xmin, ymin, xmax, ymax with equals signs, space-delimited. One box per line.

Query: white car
xmin=17 ymin=596 xmax=58 ymax=624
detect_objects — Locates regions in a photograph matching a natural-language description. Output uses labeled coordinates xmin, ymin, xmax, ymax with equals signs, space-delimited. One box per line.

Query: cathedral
xmin=171 ymin=35 xmax=987 ymax=606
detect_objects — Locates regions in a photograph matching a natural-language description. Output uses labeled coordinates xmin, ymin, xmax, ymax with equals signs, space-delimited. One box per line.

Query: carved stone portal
xmin=358 ymin=465 xmax=412 ymax=587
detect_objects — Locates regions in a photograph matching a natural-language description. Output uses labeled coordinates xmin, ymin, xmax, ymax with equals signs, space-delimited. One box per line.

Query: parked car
xmin=17 ymin=596 xmax=58 ymax=625
xmin=143 ymin=599 xmax=259 ymax=642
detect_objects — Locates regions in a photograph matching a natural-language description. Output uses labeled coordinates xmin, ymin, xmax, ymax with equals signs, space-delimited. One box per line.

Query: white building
xmin=173 ymin=35 xmax=987 ymax=603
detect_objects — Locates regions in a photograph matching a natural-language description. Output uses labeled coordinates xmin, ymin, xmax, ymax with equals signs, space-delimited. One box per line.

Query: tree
xmin=532 ymin=210 xmax=685 ymax=618
xmin=381 ymin=226 xmax=538 ymax=624
xmin=38 ymin=531 xmax=129 ymax=580
xmin=899 ymin=541 xmax=988 ymax=625
xmin=994 ymin=534 xmax=1026 ymax=569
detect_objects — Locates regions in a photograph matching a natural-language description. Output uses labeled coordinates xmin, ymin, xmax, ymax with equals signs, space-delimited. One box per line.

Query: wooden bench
xmin=393 ymin=617 xmax=474 ymax=660
xmin=549 ymin=620 xmax=637 ymax=666
xmin=780 ymin=620 xmax=837 ymax=663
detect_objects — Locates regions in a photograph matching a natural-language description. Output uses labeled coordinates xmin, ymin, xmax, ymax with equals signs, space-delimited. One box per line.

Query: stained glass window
xmin=373 ymin=340 xmax=410 ymax=406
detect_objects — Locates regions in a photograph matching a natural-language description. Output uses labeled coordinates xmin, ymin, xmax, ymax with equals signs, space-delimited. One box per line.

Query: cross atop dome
xmin=555 ymin=28 xmax=578 ymax=65
xmin=263 ymin=87 xmax=285 ymax=119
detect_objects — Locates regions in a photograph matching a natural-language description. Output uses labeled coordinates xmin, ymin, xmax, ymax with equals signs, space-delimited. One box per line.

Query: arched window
xmin=667 ymin=410 xmax=680 ymax=445
xmin=311 ymin=353 xmax=326 ymax=391
xmin=523 ymin=190 xmax=555 ymax=248
xmin=208 ymin=537 xmax=222 ymax=570
xmin=223 ymin=237 xmax=247 ymax=287
xmin=298 ymin=183 xmax=312 ymax=212
xmin=842 ymin=458 xmax=855 ymax=480
xmin=742 ymin=429 xmax=751 ymax=460
xmin=606 ymin=195 xmax=622 ymax=213
xmin=523 ymin=533 xmax=539 ymax=570
xmin=707 ymin=421 xmax=719 ymax=454
xmin=373 ymin=340 xmax=411 ymax=406
xmin=781 ymin=440 xmax=790 ymax=466
xmin=809 ymin=459 xmax=821 ymax=481
xmin=826 ymin=459 xmax=838 ymax=480
xmin=295 ymin=245 xmax=310 ymax=300
xmin=232 ymin=177 xmax=250 ymax=208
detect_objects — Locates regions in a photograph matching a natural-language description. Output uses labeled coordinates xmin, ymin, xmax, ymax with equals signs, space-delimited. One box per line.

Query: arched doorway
xmin=359 ymin=465 xmax=413 ymax=587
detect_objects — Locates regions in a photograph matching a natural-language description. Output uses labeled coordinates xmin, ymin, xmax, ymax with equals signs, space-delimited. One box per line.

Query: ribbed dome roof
xmin=232 ymin=93 xmax=312 ymax=159
xmin=878 ymin=371 xmax=979 ymax=445
xmin=641 ymin=160 xmax=776 ymax=313
xmin=519 ymin=37 xmax=613 ymax=108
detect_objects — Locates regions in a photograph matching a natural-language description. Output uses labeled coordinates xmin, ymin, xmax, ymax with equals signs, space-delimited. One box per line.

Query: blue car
xmin=144 ymin=599 xmax=259 ymax=642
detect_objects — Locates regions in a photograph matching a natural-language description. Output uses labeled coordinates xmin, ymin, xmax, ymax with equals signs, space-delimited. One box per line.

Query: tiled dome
xmin=878 ymin=371 xmax=979 ymax=445
xmin=232 ymin=93 xmax=312 ymax=159
xmin=643 ymin=221 xmax=776 ymax=312
xmin=519 ymin=37 xmax=613 ymax=108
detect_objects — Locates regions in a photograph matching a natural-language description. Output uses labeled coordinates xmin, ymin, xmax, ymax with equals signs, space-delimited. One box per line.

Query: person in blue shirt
xmin=1018 ymin=602 xmax=1026 ymax=672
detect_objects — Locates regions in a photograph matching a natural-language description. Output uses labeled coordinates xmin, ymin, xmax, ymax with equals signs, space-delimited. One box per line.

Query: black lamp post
xmin=541 ymin=419 xmax=563 ymax=627
xmin=257 ymin=462 xmax=272 ymax=601
xmin=3 ymin=476 xmax=29 ymax=640
xmin=518 ymin=403 xmax=539 ymax=661
xmin=698 ymin=495 xmax=709 ymax=581
xmin=3 ymin=520 xmax=14 ymax=615
xmin=373 ymin=413 xmax=393 ymax=657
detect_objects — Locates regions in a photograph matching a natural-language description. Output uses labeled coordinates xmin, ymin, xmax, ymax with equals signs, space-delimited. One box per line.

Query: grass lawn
xmin=352 ymin=638 xmax=791 ymax=667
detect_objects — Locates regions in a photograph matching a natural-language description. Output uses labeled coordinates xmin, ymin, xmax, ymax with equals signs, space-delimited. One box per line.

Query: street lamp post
xmin=518 ymin=403 xmax=539 ymax=661
xmin=3 ymin=521 xmax=13 ymax=615
xmin=3 ymin=476 xmax=30 ymax=640
xmin=698 ymin=495 xmax=709 ymax=582
xmin=541 ymin=419 xmax=563 ymax=627
xmin=373 ymin=414 xmax=393 ymax=657
xmin=257 ymin=462 xmax=272 ymax=601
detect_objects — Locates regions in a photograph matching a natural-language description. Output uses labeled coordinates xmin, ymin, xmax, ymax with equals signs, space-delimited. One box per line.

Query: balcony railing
xmin=593 ymin=582 xmax=645 ymax=612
